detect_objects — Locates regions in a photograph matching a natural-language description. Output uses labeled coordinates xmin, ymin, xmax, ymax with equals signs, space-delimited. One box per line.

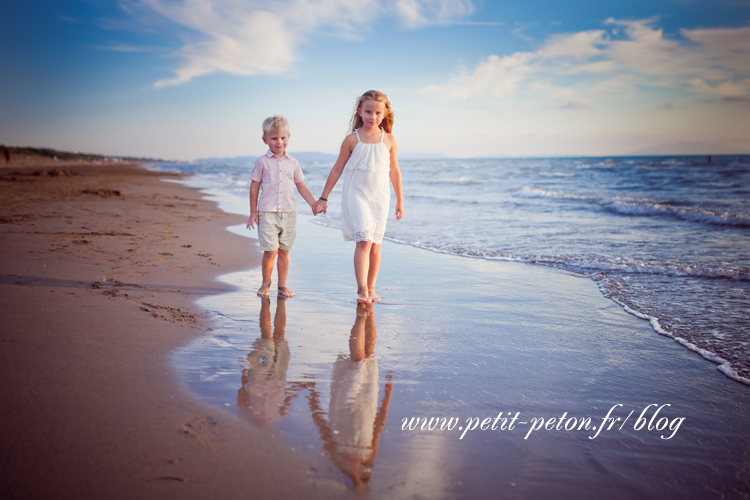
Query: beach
xmin=175 ymin=215 xmax=750 ymax=499
xmin=2 ymin=162 xmax=749 ymax=499
xmin=0 ymin=163 xmax=344 ymax=499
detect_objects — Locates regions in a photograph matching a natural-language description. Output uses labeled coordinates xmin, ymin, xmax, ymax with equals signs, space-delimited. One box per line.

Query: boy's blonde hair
xmin=349 ymin=90 xmax=394 ymax=134
xmin=262 ymin=115 xmax=290 ymax=137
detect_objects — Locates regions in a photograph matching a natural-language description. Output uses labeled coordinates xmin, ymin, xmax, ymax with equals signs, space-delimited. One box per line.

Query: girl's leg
xmin=354 ymin=241 xmax=372 ymax=303
xmin=349 ymin=306 xmax=368 ymax=361
xmin=367 ymin=243 xmax=382 ymax=302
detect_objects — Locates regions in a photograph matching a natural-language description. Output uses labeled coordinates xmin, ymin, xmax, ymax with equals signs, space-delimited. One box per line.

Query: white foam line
xmin=314 ymin=215 xmax=750 ymax=385
xmin=606 ymin=293 xmax=750 ymax=386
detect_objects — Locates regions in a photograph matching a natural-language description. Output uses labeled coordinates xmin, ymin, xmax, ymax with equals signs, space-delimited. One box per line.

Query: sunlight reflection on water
xmin=172 ymin=218 xmax=750 ymax=498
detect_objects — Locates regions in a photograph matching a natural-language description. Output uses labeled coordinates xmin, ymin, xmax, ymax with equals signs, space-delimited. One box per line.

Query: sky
xmin=1 ymin=0 xmax=749 ymax=160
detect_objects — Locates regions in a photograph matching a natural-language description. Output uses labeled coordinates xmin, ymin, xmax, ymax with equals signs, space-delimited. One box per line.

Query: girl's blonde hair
xmin=349 ymin=90 xmax=394 ymax=134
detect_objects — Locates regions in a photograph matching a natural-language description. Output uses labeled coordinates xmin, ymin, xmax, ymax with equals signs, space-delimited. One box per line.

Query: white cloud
xmin=395 ymin=0 xmax=474 ymax=28
xmin=560 ymin=101 xmax=589 ymax=110
xmin=426 ymin=52 xmax=534 ymax=100
xmin=426 ymin=18 xmax=750 ymax=104
xmin=512 ymin=22 xmax=536 ymax=42
xmin=124 ymin=0 xmax=475 ymax=88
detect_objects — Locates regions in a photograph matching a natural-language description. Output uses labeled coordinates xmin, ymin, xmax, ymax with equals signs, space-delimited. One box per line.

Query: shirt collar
xmin=265 ymin=149 xmax=290 ymax=159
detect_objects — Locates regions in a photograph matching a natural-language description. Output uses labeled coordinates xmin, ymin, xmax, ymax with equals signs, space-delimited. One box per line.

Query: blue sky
xmin=1 ymin=0 xmax=748 ymax=159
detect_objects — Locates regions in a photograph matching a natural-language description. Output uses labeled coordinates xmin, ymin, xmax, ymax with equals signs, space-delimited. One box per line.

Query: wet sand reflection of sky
xmin=238 ymin=300 xmax=393 ymax=490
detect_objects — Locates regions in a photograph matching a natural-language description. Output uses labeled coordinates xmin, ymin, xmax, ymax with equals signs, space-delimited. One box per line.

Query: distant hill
xmin=398 ymin=152 xmax=453 ymax=160
xmin=0 ymin=144 xmax=157 ymax=162
xmin=627 ymin=142 xmax=749 ymax=156
xmin=197 ymin=151 xmax=337 ymax=164
xmin=196 ymin=151 xmax=453 ymax=164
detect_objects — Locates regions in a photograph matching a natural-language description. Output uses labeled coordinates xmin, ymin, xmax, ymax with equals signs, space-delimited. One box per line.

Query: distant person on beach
xmin=4 ymin=147 xmax=11 ymax=165
xmin=247 ymin=115 xmax=318 ymax=298
xmin=313 ymin=90 xmax=404 ymax=304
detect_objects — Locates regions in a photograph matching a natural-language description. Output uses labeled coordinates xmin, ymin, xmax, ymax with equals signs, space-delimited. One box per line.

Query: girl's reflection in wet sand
xmin=237 ymin=301 xmax=394 ymax=491
xmin=306 ymin=303 xmax=394 ymax=490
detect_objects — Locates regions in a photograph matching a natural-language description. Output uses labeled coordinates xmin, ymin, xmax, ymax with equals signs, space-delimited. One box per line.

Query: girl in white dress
xmin=314 ymin=91 xmax=404 ymax=304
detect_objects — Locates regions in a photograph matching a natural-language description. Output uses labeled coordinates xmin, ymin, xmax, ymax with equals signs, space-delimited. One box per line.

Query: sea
xmin=153 ymin=154 xmax=750 ymax=386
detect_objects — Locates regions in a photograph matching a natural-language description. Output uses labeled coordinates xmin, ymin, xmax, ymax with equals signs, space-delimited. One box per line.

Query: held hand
xmin=247 ymin=214 xmax=258 ymax=230
xmin=312 ymin=200 xmax=327 ymax=215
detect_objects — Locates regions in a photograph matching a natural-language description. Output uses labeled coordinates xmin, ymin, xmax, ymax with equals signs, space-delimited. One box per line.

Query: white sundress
xmin=340 ymin=129 xmax=391 ymax=244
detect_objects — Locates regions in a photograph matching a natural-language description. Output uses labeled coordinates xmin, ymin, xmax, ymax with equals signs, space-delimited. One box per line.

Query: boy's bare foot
xmin=368 ymin=290 xmax=381 ymax=303
xmin=356 ymin=289 xmax=370 ymax=304
xmin=278 ymin=286 xmax=295 ymax=298
xmin=257 ymin=282 xmax=272 ymax=297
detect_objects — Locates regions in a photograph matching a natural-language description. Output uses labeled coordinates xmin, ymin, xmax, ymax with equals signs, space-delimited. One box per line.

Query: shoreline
xmin=311 ymin=218 xmax=750 ymax=388
xmin=0 ymin=163 xmax=344 ymax=499
xmin=174 ymin=214 xmax=750 ymax=498
xmin=3 ymin=161 xmax=749 ymax=498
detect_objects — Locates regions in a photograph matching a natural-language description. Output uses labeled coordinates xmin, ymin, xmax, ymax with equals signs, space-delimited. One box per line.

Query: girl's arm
xmin=247 ymin=180 xmax=260 ymax=229
xmin=387 ymin=135 xmax=404 ymax=220
xmin=313 ymin=134 xmax=356 ymax=213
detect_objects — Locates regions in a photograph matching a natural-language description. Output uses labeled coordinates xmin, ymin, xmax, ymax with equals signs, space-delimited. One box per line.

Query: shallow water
xmin=172 ymin=217 xmax=750 ymax=498
xmin=157 ymin=154 xmax=750 ymax=383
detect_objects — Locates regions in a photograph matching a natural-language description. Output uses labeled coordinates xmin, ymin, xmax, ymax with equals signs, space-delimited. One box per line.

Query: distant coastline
xmin=193 ymin=151 xmax=748 ymax=164
xmin=4 ymin=144 xmax=747 ymax=166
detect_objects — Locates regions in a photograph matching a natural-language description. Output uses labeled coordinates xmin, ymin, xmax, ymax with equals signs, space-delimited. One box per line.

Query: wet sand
xmin=0 ymin=163 xmax=344 ymax=499
xmin=176 ymin=214 xmax=750 ymax=499
xmin=3 ymin=162 xmax=749 ymax=499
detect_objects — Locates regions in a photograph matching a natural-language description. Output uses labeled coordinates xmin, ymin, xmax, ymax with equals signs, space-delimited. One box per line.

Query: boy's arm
xmin=295 ymin=180 xmax=316 ymax=209
xmin=247 ymin=180 xmax=260 ymax=229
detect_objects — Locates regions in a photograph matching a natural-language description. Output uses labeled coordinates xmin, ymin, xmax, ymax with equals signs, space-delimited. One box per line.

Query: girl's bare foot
xmin=368 ymin=289 xmax=381 ymax=302
xmin=278 ymin=286 xmax=295 ymax=298
xmin=257 ymin=282 xmax=272 ymax=297
xmin=356 ymin=289 xmax=371 ymax=304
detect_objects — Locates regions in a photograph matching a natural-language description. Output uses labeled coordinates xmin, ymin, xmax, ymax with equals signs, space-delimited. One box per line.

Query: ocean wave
xmin=422 ymin=176 xmax=483 ymax=185
xmin=595 ymin=275 xmax=750 ymax=387
xmin=599 ymin=198 xmax=750 ymax=226
xmin=515 ymin=186 xmax=594 ymax=200
xmin=369 ymin=234 xmax=750 ymax=281
xmin=515 ymin=186 xmax=750 ymax=227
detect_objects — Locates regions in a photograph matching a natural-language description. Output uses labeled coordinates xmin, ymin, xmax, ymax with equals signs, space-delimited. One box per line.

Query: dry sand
xmin=0 ymin=163 xmax=344 ymax=499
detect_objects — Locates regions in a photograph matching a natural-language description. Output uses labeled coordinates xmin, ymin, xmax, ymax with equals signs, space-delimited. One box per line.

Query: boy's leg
xmin=259 ymin=296 xmax=272 ymax=336
xmin=367 ymin=243 xmax=382 ymax=302
xmin=276 ymin=212 xmax=297 ymax=298
xmin=276 ymin=249 xmax=295 ymax=298
xmin=257 ymin=212 xmax=279 ymax=297
xmin=354 ymin=241 xmax=372 ymax=303
xmin=273 ymin=298 xmax=287 ymax=337
xmin=258 ymin=250 xmax=277 ymax=297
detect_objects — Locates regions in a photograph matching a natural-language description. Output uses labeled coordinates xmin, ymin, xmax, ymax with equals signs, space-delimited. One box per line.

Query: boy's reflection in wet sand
xmin=305 ymin=303 xmax=394 ymax=490
xmin=237 ymin=297 xmax=292 ymax=427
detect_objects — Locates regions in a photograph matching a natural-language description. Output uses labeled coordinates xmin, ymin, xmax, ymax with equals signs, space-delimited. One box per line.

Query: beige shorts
xmin=258 ymin=211 xmax=297 ymax=251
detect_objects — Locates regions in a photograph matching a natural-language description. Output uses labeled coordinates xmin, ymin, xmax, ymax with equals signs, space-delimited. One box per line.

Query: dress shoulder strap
xmin=354 ymin=130 xmax=361 ymax=142
xmin=379 ymin=130 xmax=385 ymax=143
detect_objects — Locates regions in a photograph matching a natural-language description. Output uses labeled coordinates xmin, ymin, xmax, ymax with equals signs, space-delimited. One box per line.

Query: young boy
xmin=247 ymin=116 xmax=317 ymax=298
